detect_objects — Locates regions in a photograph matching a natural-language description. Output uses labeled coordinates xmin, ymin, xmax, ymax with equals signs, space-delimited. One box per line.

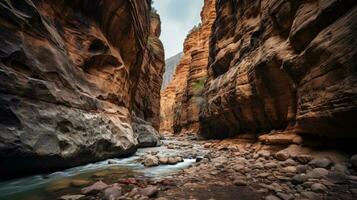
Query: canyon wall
xmin=161 ymin=52 xmax=183 ymax=90
xmin=0 ymin=0 xmax=163 ymax=179
xmin=200 ymin=0 xmax=357 ymax=139
xmin=160 ymin=0 xmax=216 ymax=134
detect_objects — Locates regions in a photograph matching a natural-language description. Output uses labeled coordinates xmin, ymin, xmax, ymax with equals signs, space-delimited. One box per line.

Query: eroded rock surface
xmin=160 ymin=0 xmax=216 ymax=134
xmin=198 ymin=0 xmax=357 ymax=139
xmin=0 ymin=0 xmax=163 ymax=179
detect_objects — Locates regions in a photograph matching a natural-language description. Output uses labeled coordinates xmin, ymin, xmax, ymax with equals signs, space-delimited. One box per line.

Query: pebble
xmin=306 ymin=168 xmax=329 ymax=179
xmin=104 ymin=184 xmax=122 ymax=200
xmin=309 ymin=158 xmax=333 ymax=169
xmin=81 ymin=181 xmax=109 ymax=194
xmin=311 ymin=183 xmax=327 ymax=193
xmin=140 ymin=186 xmax=159 ymax=197
xmin=143 ymin=155 xmax=159 ymax=167
xmin=275 ymin=151 xmax=289 ymax=161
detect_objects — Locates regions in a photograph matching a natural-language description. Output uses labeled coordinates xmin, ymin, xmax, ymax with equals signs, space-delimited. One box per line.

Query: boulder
xmin=309 ymin=158 xmax=333 ymax=169
xmin=140 ymin=186 xmax=159 ymax=197
xmin=104 ymin=184 xmax=122 ymax=200
xmin=81 ymin=181 xmax=109 ymax=195
xmin=142 ymin=155 xmax=159 ymax=167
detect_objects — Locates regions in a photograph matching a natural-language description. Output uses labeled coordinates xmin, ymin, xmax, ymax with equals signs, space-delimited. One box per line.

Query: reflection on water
xmin=0 ymin=142 xmax=196 ymax=200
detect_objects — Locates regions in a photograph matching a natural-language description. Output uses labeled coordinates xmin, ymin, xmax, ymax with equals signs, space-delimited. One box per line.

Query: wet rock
xmin=306 ymin=168 xmax=329 ymax=179
xmin=195 ymin=156 xmax=204 ymax=162
xmin=295 ymin=154 xmax=313 ymax=164
xmin=104 ymin=184 xmax=122 ymax=200
xmin=282 ymin=166 xmax=297 ymax=174
xmin=142 ymin=155 xmax=159 ymax=167
xmin=292 ymin=174 xmax=308 ymax=185
xmin=59 ymin=195 xmax=85 ymax=200
xmin=133 ymin=116 xmax=162 ymax=148
xmin=140 ymin=185 xmax=159 ymax=197
xmin=159 ymin=157 xmax=169 ymax=164
xmin=265 ymin=162 xmax=278 ymax=169
xmin=296 ymin=165 xmax=310 ymax=174
xmin=257 ymin=150 xmax=271 ymax=159
xmin=107 ymin=160 xmax=117 ymax=165
xmin=275 ymin=151 xmax=290 ymax=161
xmin=81 ymin=181 xmax=109 ymax=194
xmin=311 ymin=183 xmax=327 ymax=193
xmin=168 ymin=157 xmax=183 ymax=165
xmin=309 ymin=158 xmax=333 ymax=169
xmin=281 ymin=159 xmax=298 ymax=167
xmin=350 ymin=155 xmax=357 ymax=170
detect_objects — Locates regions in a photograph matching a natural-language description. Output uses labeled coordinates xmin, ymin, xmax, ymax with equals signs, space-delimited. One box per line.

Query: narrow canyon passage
xmin=0 ymin=0 xmax=357 ymax=200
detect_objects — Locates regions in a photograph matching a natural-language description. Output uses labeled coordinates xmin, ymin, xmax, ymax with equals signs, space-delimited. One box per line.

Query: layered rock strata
xmin=200 ymin=0 xmax=357 ymax=139
xmin=160 ymin=0 xmax=216 ymax=134
xmin=0 ymin=0 xmax=163 ymax=179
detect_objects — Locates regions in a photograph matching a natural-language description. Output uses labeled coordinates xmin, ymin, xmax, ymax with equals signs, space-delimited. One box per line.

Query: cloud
xmin=153 ymin=0 xmax=204 ymax=58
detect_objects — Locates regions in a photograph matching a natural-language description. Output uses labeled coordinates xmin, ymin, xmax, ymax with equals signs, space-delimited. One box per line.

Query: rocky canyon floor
xmin=1 ymin=135 xmax=357 ymax=200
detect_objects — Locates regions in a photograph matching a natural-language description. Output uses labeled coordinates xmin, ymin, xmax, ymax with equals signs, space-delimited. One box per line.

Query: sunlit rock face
xmin=200 ymin=0 xmax=357 ymax=139
xmin=0 ymin=0 xmax=163 ymax=179
xmin=160 ymin=0 xmax=216 ymax=134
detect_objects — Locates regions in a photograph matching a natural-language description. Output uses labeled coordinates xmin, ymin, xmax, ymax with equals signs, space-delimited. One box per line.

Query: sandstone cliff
xmin=0 ymin=0 xmax=163 ymax=179
xmin=160 ymin=0 xmax=216 ymax=134
xmin=161 ymin=52 xmax=183 ymax=90
xmin=200 ymin=0 xmax=357 ymax=139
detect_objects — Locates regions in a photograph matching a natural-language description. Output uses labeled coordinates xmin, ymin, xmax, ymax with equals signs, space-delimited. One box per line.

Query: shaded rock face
xmin=132 ymin=12 xmax=165 ymax=131
xmin=200 ymin=0 xmax=357 ymax=139
xmin=160 ymin=0 xmax=216 ymax=134
xmin=0 ymin=0 xmax=163 ymax=179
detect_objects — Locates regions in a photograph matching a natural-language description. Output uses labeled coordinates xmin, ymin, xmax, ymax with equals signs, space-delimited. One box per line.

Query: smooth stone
xmin=275 ymin=151 xmax=289 ymax=161
xmin=233 ymin=178 xmax=247 ymax=186
xmin=309 ymin=158 xmax=333 ymax=169
xmin=140 ymin=186 xmax=159 ymax=197
xmin=283 ymin=166 xmax=297 ymax=174
xmin=311 ymin=183 xmax=327 ymax=193
xmin=281 ymin=159 xmax=297 ymax=167
xmin=306 ymin=168 xmax=329 ymax=179
xmin=292 ymin=174 xmax=308 ymax=184
xmin=195 ymin=156 xmax=204 ymax=162
xmin=257 ymin=150 xmax=271 ymax=158
xmin=159 ymin=157 xmax=169 ymax=164
xmin=143 ymin=155 xmax=159 ymax=167
xmin=296 ymin=165 xmax=310 ymax=174
xmin=265 ymin=162 xmax=278 ymax=169
xmin=104 ymin=184 xmax=122 ymax=200
xmin=276 ymin=192 xmax=294 ymax=200
xmin=81 ymin=181 xmax=109 ymax=194
xmin=295 ymin=154 xmax=313 ymax=164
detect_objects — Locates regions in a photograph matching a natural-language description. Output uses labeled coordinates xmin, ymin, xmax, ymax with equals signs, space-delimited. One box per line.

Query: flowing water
xmin=0 ymin=139 xmax=199 ymax=200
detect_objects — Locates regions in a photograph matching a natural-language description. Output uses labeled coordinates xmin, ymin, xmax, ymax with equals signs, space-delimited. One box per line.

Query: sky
xmin=153 ymin=0 xmax=204 ymax=58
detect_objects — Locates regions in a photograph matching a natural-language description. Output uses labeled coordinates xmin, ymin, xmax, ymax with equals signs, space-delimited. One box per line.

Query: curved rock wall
xmin=200 ymin=0 xmax=357 ymax=139
xmin=0 ymin=0 xmax=163 ymax=179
